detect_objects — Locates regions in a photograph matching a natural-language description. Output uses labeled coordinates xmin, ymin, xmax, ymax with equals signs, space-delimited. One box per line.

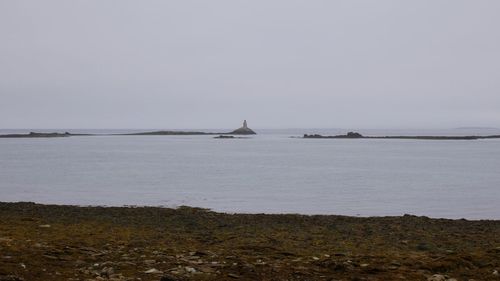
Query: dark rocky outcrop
xmin=125 ymin=131 xmax=216 ymax=136
xmin=228 ymin=120 xmax=256 ymax=135
xmin=304 ymin=132 xmax=363 ymax=139
xmin=303 ymin=132 xmax=500 ymax=140
xmin=0 ymin=132 xmax=77 ymax=138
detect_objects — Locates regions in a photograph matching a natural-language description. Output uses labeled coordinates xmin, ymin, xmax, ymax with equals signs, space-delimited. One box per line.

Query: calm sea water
xmin=1 ymin=128 xmax=500 ymax=219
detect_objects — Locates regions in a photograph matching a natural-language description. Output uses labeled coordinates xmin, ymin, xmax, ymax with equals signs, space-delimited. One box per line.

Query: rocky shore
xmin=0 ymin=202 xmax=499 ymax=281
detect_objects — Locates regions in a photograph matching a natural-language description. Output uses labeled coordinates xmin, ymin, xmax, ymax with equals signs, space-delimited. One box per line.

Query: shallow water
xmin=1 ymin=129 xmax=500 ymax=219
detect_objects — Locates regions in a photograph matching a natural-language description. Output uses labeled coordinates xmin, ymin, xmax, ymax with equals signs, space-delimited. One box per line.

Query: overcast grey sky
xmin=1 ymin=1 xmax=499 ymax=129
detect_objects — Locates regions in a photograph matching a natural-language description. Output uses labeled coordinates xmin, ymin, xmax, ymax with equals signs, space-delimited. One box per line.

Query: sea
xmin=1 ymin=128 xmax=500 ymax=220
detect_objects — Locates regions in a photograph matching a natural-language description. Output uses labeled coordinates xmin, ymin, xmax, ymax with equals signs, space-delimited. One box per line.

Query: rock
xmin=144 ymin=260 xmax=156 ymax=265
xmin=145 ymin=268 xmax=163 ymax=274
xmin=100 ymin=267 xmax=114 ymax=278
xmin=427 ymin=275 xmax=446 ymax=281
xmin=160 ymin=274 xmax=181 ymax=281
xmin=493 ymin=270 xmax=499 ymax=276
xmin=39 ymin=224 xmax=51 ymax=228
xmin=346 ymin=132 xmax=363 ymax=138
xmin=184 ymin=266 xmax=197 ymax=273
xmin=227 ymin=273 xmax=240 ymax=279
xmin=228 ymin=120 xmax=256 ymax=135
xmin=214 ymin=135 xmax=235 ymax=139
xmin=0 ymin=276 xmax=24 ymax=281
xmin=198 ymin=266 xmax=216 ymax=273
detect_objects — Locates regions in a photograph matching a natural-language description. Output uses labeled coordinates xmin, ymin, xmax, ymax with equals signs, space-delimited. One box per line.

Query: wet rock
xmin=428 ymin=275 xmax=446 ymax=281
xmin=160 ymin=274 xmax=182 ymax=281
xmin=198 ymin=266 xmax=216 ymax=273
xmin=145 ymin=268 xmax=163 ymax=274
xmin=0 ymin=276 xmax=24 ymax=281
xmin=100 ymin=267 xmax=114 ymax=278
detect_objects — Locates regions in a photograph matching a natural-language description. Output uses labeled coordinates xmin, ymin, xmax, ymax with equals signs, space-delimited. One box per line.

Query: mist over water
xmin=1 ymin=129 xmax=499 ymax=219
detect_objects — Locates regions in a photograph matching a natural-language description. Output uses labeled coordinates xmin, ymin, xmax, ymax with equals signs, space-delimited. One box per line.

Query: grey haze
xmin=1 ymin=1 xmax=499 ymax=129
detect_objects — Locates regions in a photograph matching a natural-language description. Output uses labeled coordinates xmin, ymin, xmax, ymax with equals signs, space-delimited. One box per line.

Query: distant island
xmin=303 ymin=132 xmax=500 ymax=140
xmin=122 ymin=120 xmax=256 ymax=136
xmin=0 ymin=121 xmax=257 ymax=138
xmin=0 ymin=132 xmax=89 ymax=138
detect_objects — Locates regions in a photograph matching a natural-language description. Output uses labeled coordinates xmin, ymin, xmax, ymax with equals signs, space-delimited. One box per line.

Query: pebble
xmin=0 ymin=276 xmax=25 ymax=281
xmin=427 ymin=275 xmax=447 ymax=281
xmin=160 ymin=275 xmax=180 ymax=281
xmin=144 ymin=268 xmax=163 ymax=274
xmin=100 ymin=267 xmax=114 ymax=277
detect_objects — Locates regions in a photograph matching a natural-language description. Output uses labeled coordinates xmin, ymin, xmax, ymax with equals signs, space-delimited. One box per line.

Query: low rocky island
xmin=0 ymin=121 xmax=257 ymax=138
xmin=303 ymin=132 xmax=500 ymax=140
xmin=0 ymin=132 xmax=87 ymax=138
xmin=123 ymin=131 xmax=217 ymax=136
xmin=122 ymin=121 xmax=256 ymax=136
xmin=227 ymin=120 xmax=256 ymax=135
xmin=0 ymin=202 xmax=499 ymax=281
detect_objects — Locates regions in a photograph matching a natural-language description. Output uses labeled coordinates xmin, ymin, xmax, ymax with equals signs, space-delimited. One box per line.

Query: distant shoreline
xmin=3 ymin=130 xmax=500 ymax=140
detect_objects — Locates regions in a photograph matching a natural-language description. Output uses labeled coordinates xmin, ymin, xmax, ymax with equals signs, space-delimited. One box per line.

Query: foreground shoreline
xmin=0 ymin=202 xmax=499 ymax=281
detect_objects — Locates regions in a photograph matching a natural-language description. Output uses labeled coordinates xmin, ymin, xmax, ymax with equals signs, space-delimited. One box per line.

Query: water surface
xmin=1 ymin=129 xmax=499 ymax=219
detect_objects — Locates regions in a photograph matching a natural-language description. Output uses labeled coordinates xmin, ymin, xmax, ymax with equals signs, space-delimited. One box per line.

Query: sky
xmin=1 ymin=1 xmax=499 ymax=129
